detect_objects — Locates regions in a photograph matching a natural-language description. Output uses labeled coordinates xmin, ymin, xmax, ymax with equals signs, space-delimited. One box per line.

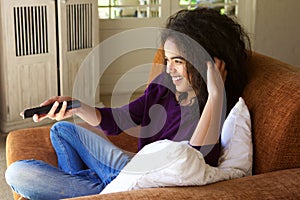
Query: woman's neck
xmin=176 ymin=91 xmax=196 ymax=106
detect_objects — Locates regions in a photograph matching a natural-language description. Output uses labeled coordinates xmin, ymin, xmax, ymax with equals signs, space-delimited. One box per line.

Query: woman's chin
xmin=175 ymin=87 xmax=186 ymax=93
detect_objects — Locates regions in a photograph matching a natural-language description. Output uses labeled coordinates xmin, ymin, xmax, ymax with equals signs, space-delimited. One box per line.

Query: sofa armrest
xmin=6 ymin=126 xmax=58 ymax=200
xmin=6 ymin=126 xmax=57 ymax=167
xmin=66 ymin=168 xmax=300 ymax=200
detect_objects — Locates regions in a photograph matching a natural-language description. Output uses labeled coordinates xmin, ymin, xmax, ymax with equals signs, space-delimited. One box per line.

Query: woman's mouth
xmin=171 ymin=76 xmax=184 ymax=84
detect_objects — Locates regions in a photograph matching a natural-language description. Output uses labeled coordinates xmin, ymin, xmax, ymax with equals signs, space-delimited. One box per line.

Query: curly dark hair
xmin=161 ymin=8 xmax=251 ymax=115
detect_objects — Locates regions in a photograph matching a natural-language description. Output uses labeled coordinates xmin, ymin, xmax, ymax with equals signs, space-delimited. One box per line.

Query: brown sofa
xmin=6 ymin=51 xmax=300 ymax=199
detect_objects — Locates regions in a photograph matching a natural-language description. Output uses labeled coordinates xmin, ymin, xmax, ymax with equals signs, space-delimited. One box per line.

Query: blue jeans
xmin=5 ymin=121 xmax=132 ymax=200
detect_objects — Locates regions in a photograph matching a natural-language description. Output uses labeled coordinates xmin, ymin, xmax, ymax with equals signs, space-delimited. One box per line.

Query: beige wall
xmin=239 ymin=0 xmax=300 ymax=67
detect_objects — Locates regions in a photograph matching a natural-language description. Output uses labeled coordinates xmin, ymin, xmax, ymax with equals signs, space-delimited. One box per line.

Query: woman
xmin=5 ymin=8 xmax=251 ymax=199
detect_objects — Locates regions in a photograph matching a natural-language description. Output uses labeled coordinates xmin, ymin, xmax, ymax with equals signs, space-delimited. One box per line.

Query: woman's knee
xmin=5 ymin=160 xmax=41 ymax=187
xmin=50 ymin=121 xmax=75 ymax=140
xmin=6 ymin=160 xmax=27 ymax=183
xmin=51 ymin=121 xmax=74 ymax=134
xmin=5 ymin=160 xmax=72 ymax=199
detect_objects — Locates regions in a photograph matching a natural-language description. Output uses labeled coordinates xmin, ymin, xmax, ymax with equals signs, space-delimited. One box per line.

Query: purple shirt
xmin=97 ymin=72 xmax=220 ymax=166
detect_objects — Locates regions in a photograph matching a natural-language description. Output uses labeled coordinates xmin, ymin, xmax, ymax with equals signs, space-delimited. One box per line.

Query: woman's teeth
xmin=172 ymin=76 xmax=183 ymax=81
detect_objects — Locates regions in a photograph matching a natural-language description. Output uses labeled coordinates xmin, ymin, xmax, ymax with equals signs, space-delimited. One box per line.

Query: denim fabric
xmin=5 ymin=121 xmax=132 ymax=200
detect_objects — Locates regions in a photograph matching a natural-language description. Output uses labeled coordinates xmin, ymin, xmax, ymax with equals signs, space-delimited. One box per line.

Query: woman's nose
xmin=166 ymin=62 xmax=174 ymax=74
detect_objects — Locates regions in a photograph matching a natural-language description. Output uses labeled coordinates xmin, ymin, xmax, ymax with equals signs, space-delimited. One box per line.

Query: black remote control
xmin=22 ymin=100 xmax=81 ymax=119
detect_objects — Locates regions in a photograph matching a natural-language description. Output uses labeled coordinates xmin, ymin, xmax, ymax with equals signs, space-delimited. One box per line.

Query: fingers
xmin=206 ymin=59 xmax=225 ymax=98
xmin=213 ymin=57 xmax=227 ymax=82
xmin=206 ymin=61 xmax=215 ymax=80
xmin=33 ymin=114 xmax=46 ymax=122
xmin=33 ymin=96 xmax=73 ymax=122
xmin=206 ymin=60 xmax=213 ymax=70
xmin=40 ymin=96 xmax=59 ymax=106
xmin=20 ymin=111 xmax=24 ymax=118
xmin=33 ymin=101 xmax=60 ymax=122
xmin=56 ymin=101 xmax=68 ymax=120
xmin=47 ymin=101 xmax=60 ymax=119
xmin=47 ymin=101 xmax=68 ymax=121
xmin=40 ymin=96 xmax=72 ymax=106
xmin=206 ymin=60 xmax=220 ymax=81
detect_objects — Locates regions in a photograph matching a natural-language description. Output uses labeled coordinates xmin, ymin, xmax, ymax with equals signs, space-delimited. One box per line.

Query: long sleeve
xmin=96 ymin=72 xmax=172 ymax=136
xmin=97 ymin=95 xmax=147 ymax=135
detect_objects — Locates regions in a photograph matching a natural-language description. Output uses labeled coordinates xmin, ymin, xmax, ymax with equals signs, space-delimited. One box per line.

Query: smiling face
xmin=164 ymin=38 xmax=194 ymax=95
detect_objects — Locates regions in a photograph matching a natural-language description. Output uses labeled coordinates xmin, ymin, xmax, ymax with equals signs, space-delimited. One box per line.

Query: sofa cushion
xmin=66 ymin=168 xmax=300 ymax=200
xmin=6 ymin=126 xmax=57 ymax=167
xmin=243 ymin=52 xmax=300 ymax=174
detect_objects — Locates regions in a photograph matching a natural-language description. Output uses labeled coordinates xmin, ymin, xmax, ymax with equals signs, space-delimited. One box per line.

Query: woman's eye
xmin=174 ymin=59 xmax=183 ymax=64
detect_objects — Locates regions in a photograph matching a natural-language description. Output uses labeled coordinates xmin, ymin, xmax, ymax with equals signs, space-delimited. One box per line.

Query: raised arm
xmin=189 ymin=58 xmax=227 ymax=146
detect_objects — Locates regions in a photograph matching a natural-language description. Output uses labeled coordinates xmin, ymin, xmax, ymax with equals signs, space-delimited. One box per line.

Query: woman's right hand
xmin=31 ymin=96 xmax=102 ymax=126
xmin=32 ymin=96 xmax=77 ymax=122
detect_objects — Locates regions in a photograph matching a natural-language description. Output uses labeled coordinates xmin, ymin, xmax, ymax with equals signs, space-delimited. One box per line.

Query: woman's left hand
xmin=214 ymin=57 xmax=227 ymax=82
xmin=206 ymin=57 xmax=227 ymax=97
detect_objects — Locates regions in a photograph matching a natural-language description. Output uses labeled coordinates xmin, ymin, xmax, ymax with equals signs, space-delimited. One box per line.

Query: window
xmin=98 ymin=0 xmax=238 ymax=20
xmin=179 ymin=0 xmax=238 ymax=16
xmin=98 ymin=0 xmax=162 ymax=19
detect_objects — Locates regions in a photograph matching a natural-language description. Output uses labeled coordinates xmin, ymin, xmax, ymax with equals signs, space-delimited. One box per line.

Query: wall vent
xmin=13 ymin=6 xmax=48 ymax=57
xmin=67 ymin=3 xmax=93 ymax=51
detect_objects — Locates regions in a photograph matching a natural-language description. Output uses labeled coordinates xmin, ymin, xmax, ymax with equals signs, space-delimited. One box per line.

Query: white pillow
xmin=101 ymin=140 xmax=245 ymax=194
xmin=218 ymin=97 xmax=253 ymax=175
xmin=100 ymin=97 xmax=252 ymax=194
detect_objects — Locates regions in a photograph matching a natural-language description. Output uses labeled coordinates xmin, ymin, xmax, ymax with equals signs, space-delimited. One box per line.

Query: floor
xmin=0 ymin=134 xmax=14 ymax=200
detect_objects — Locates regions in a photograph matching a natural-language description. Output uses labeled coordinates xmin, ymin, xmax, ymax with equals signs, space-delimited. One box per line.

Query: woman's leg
xmin=5 ymin=160 xmax=104 ymax=200
xmin=50 ymin=121 xmax=132 ymax=185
